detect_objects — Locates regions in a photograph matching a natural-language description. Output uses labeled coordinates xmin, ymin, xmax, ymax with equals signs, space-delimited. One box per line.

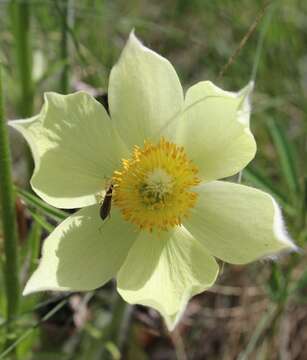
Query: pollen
xmin=112 ymin=138 xmax=200 ymax=232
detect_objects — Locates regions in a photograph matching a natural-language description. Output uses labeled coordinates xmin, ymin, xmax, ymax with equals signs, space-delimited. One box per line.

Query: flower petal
xmin=10 ymin=92 xmax=127 ymax=209
xmin=184 ymin=181 xmax=296 ymax=264
xmin=109 ymin=32 xmax=184 ymax=149
xmin=117 ymin=227 xmax=219 ymax=330
xmin=23 ymin=205 xmax=137 ymax=294
xmin=176 ymin=81 xmax=256 ymax=181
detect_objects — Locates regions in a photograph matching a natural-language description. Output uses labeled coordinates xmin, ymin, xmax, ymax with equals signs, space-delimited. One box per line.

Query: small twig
xmin=208 ymin=284 xmax=261 ymax=296
xmin=201 ymin=300 xmax=268 ymax=319
xmin=218 ymin=2 xmax=272 ymax=80
xmin=279 ymin=310 xmax=291 ymax=360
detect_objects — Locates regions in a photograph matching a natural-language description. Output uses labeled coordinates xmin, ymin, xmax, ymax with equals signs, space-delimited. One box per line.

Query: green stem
xmin=0 ymin=66 xmax=20 ymax=341
xmin=10 ymin=0 xmax=34 ymax=117
xmin=29 ymin=221 xmax=42 ymax=273
xmin=10 ymin=0 xmax=34 ymax=179
xmin=108 ymin=293 xmax=132 ymax=350
xmin=101 ymin=291 xmax=133 ymax=358
xmin=60 ymin=0 xmax=70 ymax=93
xmin=57 ymin=0 xmax=74 ymax=94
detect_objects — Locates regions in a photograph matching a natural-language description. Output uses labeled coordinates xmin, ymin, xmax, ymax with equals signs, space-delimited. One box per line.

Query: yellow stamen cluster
xmin=112 ymin=138 xmax=200 ymax=232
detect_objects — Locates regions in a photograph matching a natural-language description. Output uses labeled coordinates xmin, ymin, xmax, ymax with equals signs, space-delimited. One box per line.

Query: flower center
xmin=112 ymin=138 xmax=200 ymax=232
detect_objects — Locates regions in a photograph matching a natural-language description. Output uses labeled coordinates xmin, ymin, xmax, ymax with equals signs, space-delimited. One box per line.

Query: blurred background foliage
xmin=0 ymin=0 xmax=306 ymax=359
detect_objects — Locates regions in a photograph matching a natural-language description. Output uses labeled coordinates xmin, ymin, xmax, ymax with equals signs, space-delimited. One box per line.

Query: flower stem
xmin=10 ymin=0 xmax=34 ymax=179
xmin=0 ymin=66 xmax=20 ymax=340
xmin=10 ymin=0 xmax=34 ymax=117
xmin=59 ymin=0 xmax=74 ymax=94
xmin=109 ymin=293 xmax=133 ymax=350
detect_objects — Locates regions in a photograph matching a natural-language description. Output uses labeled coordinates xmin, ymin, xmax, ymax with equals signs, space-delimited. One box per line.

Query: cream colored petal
xmin=184 ymin=181 xmax=296 ymax=264
xmin=23 ymin=206 xmax=137 ymax=294
xmin=108 ymin=32 xmax=184 ymax=149
xmin=10 ymin=92 xmax=128 ymax=209
xmin=117 ymin=227 xmax=219 ymax=330
xmin=176 ymin=81 xmax=256 ymax=181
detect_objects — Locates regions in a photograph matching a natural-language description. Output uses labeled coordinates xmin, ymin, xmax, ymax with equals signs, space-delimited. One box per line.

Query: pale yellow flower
xmin=10 ymin=33 xmax=295 ymax=330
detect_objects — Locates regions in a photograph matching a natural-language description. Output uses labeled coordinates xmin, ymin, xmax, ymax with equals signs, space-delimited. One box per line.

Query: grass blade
xmin=0 ymin=300 xmax=68 ymax=359
xmin=28 ymin=210 xmax=55 ymax=234
xmin=16 ymin=187 xmax=68 ymax=222
xmin=266 ymin=117 xmax=300 ymax=200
